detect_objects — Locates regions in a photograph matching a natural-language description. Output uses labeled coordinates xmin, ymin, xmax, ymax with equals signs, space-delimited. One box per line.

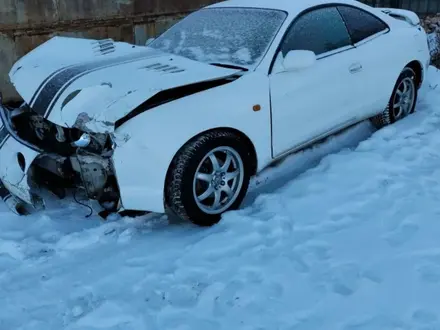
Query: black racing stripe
xmin=32 ymin=66 xmax=90 ymax=116
xmin=43 ymin=50 xmax=161 ymax=118
xmin=29 ymin=65 xmax=76 ymax=107
xmin=31 ymin=50 xmax=160 ymax=118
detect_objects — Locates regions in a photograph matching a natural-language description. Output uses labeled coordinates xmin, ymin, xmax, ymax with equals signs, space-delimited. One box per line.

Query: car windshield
xmin=148 ymin=7 xmax=287 ymax=69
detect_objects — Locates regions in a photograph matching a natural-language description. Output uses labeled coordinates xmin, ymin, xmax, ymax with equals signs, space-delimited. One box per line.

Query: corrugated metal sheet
xmin=361 ymin=0 xmax=440 ymax=15
xmin=0 ymin=0 xmax=221 ymax=102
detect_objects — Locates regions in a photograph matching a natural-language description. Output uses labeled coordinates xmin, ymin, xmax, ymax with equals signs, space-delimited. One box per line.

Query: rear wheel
xmin=165 ymin=130 xmax=251 ymax=226
xmin=371 ymin=67 xmax=417 ymax=128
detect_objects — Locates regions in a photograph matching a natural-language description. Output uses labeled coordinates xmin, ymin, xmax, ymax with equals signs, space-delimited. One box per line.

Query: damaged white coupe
xmin=0 ymin=0 xmax=430 ymax=226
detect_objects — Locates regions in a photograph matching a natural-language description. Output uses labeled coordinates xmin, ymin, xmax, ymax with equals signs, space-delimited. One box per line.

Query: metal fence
xmin=362 ymin=0 xmax=440 ymax=15
xmin=0 ymin=0 xmax=221 ymax=102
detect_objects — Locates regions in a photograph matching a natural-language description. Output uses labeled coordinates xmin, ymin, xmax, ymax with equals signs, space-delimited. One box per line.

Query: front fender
xmin=111 ymin=72 xmax=271 ymax=213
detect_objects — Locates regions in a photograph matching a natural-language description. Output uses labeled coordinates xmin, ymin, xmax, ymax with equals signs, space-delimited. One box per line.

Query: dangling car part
xmin=0 ymin=0 xmax=430 ymax=226
xmin=0 ymin=93 xmax=121 ymax=215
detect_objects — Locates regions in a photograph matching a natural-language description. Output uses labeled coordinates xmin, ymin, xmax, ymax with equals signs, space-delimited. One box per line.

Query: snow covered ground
xmin=2 ymin=66 xmax=440 ymax=329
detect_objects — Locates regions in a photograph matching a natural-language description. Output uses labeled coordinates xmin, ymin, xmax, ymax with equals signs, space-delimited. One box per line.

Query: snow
xmin=209 ymin=0 xmax=362 ymax=15
xmin=2 ymin=66 xmax=440 ymax=329
xmin=428 ymin=32 xmax=440 ymax=59
xmin=149 ymin=8 xmax=287 ymax=68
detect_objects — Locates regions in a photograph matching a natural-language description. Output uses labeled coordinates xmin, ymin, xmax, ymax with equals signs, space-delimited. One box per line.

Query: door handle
xmin=349 ymin=63 xmax=363 ymax=73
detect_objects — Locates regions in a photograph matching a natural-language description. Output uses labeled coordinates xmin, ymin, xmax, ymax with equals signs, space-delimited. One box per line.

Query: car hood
xmin=9 ymin=36 xmax=242 ymax=133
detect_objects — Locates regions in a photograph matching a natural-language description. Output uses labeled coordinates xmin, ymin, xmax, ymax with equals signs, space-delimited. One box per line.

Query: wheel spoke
xmin=198 ymin=186 xmax=214 ymax=201
xmin=197 ymin=173 xmax=212 ymax=182
xmin=221 ymin=184 xmax=234 ymax=198
xmin=193 ymin=146 xmax=245 ymax=215
xmin=212 ymin=190 xmax=222 ymax=209
xmin=408 ymin=88 xmax=414 ymax=101
xmin=209 ymin=154 xmax=221 ymax=172
xmin=404 ymin=101 xmax=411 ymax=114
xmin=225 ymin=170 xmax=239 ymax=182
xmin=395 ymin=106 xmax=403 ymax=119
xmin=402 ymin=80 xmax=408 ymax=94
xmin=393 ymin=77 xmax=415 ymax=120
xmin=221 ymin=153 xmax=233 ymax=171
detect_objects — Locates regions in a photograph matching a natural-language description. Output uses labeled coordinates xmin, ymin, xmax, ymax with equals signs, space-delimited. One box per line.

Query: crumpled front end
xmin=1 ymin=36 xmax=245 ymax=217
xmin=0 ymin=93 xmax=122 ymax=216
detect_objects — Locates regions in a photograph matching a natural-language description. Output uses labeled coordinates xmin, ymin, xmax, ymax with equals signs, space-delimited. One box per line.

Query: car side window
xmin=337 ymin=6 xmax=388 ymax=44
xmin=280 ymin=6 xmax=351 ymax=57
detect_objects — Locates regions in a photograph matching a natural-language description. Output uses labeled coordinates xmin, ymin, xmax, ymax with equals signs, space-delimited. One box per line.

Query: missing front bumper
xmin=0 ymin=93 xmax=121 ymax=216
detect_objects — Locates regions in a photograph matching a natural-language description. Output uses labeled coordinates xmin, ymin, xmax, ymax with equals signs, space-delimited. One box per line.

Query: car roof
xmin=207 ymin=0 xmax=366 ymax=15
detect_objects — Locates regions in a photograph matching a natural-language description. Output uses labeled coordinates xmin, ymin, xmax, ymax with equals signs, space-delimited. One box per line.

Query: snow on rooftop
xmin=208 ymin=0 xmax=365 ymax=14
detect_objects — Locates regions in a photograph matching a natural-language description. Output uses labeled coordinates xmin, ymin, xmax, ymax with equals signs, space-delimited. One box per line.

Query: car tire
xmin=165 ymin=130 xmax=251 ymax=226
xmin=371 ymin=67 xmax=418 ymax=128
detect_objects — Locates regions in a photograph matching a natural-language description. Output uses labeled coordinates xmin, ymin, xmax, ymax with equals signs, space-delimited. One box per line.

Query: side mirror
xmin=145 ymin=37 xmax=155 ymax=46
xmin=282 ymin=50 xmax=316 ymax=72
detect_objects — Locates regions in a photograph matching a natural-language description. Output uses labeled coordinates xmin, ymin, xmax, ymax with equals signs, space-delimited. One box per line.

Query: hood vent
xmin=92 ymin=39 xmax=116 ymax=56
xmin=140 ymin=62 xmax=185 ymax=74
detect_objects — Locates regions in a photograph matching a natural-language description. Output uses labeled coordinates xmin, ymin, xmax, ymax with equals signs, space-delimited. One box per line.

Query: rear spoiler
xmin=379 ymin=8 xmax=420 ymax=26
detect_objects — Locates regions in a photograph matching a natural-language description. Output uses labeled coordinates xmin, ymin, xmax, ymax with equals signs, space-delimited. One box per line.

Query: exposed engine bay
xmin=0 ymin=100 xmax=122 ymax=217
xmin=13 ymin=105 xmax=112 ymax=155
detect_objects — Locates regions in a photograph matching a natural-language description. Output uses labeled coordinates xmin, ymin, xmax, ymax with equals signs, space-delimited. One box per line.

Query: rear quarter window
xmin=337 ymin=6 xmax=388 ymax=44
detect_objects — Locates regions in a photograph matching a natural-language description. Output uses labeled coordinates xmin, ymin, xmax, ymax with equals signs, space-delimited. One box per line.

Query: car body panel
xmin=270 ymin=45 xmax=362 ymax=157
xmin=349 ymin=27 xmax=428 ymax=119
xmin=9 ymin=37 xmax=145 ymax=107
xmin=376 ymin=7 xmax=421 ymax=26
xmin=0 ymin=131 xmax=39 ymax=205
xmin=0 ymin=0 xmax=431 ymax=216
xmin=10 ymin=37 xmax=241 ymax=133
xmin=112 ymin=72 xmax=272 ymax=213
xmin=208 ymin=0 xmax=369 ymax=16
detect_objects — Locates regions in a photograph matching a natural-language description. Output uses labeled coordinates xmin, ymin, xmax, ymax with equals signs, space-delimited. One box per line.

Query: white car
xmin=0 ymin=0 xmax=430 ymax=226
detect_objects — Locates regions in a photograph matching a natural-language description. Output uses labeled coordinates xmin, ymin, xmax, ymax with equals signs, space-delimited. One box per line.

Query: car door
xmin=337 ymin=5 xmax=394 ymax=117
xmin=270 ymin=6 xmax=362 ymax=158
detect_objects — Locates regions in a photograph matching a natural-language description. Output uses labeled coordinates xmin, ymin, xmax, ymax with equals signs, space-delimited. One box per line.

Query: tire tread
xmin=370 ymin=67 xmax=417 ymax=129
xmin=165 ymin=130 xmax=245 ymax=224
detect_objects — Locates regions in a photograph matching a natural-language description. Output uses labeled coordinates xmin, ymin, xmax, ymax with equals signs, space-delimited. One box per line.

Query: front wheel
xmin=371 ymin=67 xmax=418 ymax=128
xmin=165 ymin=130 xmax=251 ymax=226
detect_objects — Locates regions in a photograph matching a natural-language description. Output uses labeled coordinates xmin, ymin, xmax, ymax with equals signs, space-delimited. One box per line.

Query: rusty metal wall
xmin=361 ymin=0 xmax=440 ymax=14
xmin=0 ymin=0 xmax=221 ymax=102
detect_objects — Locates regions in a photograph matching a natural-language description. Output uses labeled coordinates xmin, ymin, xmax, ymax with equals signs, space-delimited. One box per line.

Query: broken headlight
xmin=11 ymin=111 xmax=113 ymax=156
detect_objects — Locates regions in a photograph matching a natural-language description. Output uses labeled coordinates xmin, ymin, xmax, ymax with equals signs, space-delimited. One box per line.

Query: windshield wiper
xmin=209 ymin=63 xmax=249 ymax=71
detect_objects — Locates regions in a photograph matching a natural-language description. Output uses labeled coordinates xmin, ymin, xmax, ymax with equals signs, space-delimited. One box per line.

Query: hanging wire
xmin=73 ymin=188 xmax=93 ymax=218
